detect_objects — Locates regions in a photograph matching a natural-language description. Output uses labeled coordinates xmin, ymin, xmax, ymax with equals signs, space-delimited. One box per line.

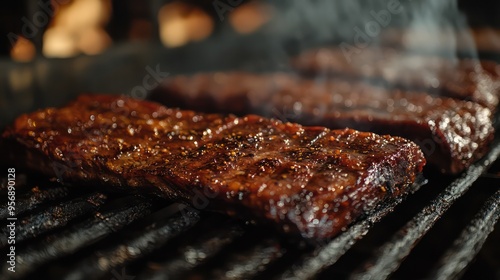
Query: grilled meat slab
xmin=149 ymin=72 xmax=494 ymax=174
xmin=3 ymin=94 xmax=425 ymax=239
xmin=291 ymin=48 xmax=500 ymax=111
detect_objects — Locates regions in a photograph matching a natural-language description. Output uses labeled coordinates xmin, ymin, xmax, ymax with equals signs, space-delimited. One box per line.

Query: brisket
xmin=290 ymin=48 xmax=500 ymax=111
xmin=3 ymin=94 xmax=425 ymax=239
xmin=149 ymin=72 xmax=494 ymax=174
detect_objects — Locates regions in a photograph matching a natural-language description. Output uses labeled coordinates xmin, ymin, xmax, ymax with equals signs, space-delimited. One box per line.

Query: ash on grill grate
xmin=0 ymin=184 xmax=71 ymax=220
xmin=0 ymin=192 xmax=107 ymax=245
xmin=0 ymin=174 xmax=102 ymax=220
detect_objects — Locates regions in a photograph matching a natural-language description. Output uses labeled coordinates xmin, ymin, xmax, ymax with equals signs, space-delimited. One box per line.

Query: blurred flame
xmin=78 ymin=27 xmax=112 ymax=55
xmin=43 ymin=27 xmax=78 ymax=57
xmin=230 ymin=2 xmax=273 ymax=34
xmin=158 ymin=2 xmax=213 ymax=48
xmin=52 ymin=0 xmax=111 ymax=30
xmin=186 ymin=9 xmax=214 ymax=42
xmin=160 ymin=15 xmax=189 ymax=47
xmin=43 ymin=0 xmax=112 ymax=57
xmin=10 ymin=36 xmax=36 ymax=62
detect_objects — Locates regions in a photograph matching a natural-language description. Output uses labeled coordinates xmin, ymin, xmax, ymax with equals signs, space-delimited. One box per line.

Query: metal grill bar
xmin=1 ymin=195 xmax=154 ymax=279
xmin=349 ymin=140 xmax=500 ymax=280
xmin=189 ymin=237 xmax=285 ymax=280
xmin=14 ymin=185 xmax=74 ymax=214
xmin=0 ymin=185 xmax=71 ymax=219
xmin=0 ymin=192 xmax=107 ymax=245
xmin=276 ymin=187 xmax=412 ymax=279
xmin=62 ymin=206 xmax=201 ymax=280
xmin=142 ymin=223 xmax=245 ymax=280
xmin=430 ymin=188 xmax=500 ymax=280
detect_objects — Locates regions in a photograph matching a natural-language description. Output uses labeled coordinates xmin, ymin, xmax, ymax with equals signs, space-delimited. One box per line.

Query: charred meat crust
xmin=3 ymin=94 xmax=425 ymax=239
xmin=150 ymin=72 xmax=494 ymax=174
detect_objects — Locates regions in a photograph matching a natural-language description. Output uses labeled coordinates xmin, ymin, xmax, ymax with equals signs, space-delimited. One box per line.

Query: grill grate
xmin=2 ymin=195 xmax=157 ymax=278
xmin=349 ymin=139 xmax=500 ymax=280
xmin=138 ymin=221 xmax=246 ymax=280
xmin=0 ymin=139 xmax=498 ymax=280
xmin=1 ymin=192 xmax=107 ymax=244
xmin=62 ymin=207 xmax=201 ymax=280
xmin=430 ymin=188 xmax=500 ymax=280
xmin=276 ymin=188 xmax=412 ymax=280
xmin=2 ymin=1 xmax=499 ymax=279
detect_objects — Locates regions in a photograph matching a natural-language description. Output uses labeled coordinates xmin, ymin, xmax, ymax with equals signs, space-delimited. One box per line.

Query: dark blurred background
xmin=0 ymin=0 xmax=500 ymax=127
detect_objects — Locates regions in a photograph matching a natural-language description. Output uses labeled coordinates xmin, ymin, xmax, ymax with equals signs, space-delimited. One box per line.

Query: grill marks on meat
xmin=3 ymin=94 xmax=425 ymax=239
xmin=290 ymin=48 xmax=500 ymax=111
xmin=149 ymin=72 xmax=494 ymax=174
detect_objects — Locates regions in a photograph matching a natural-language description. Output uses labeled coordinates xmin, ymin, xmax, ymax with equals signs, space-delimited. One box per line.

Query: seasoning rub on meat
xmin=3 ymin=94 xmax=425 ymax=239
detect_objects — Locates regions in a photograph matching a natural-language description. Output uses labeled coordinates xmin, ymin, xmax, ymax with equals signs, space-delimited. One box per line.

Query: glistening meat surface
xmin=3 ymin=94 xmax=425 ymax=239
xmin=149 ymin=72 xmax=494 ymax=174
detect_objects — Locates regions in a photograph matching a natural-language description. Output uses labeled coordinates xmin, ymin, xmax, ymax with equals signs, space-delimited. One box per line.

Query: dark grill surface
xmin=0 ymin=137 xmax=499 ymax=280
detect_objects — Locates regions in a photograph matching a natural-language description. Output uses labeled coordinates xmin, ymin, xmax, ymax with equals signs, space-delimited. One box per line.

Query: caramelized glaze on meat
xmin=3 ymin=94 xmax=425 ymax=239
xmin=150 ymin=72 xmax=494 ymax=174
